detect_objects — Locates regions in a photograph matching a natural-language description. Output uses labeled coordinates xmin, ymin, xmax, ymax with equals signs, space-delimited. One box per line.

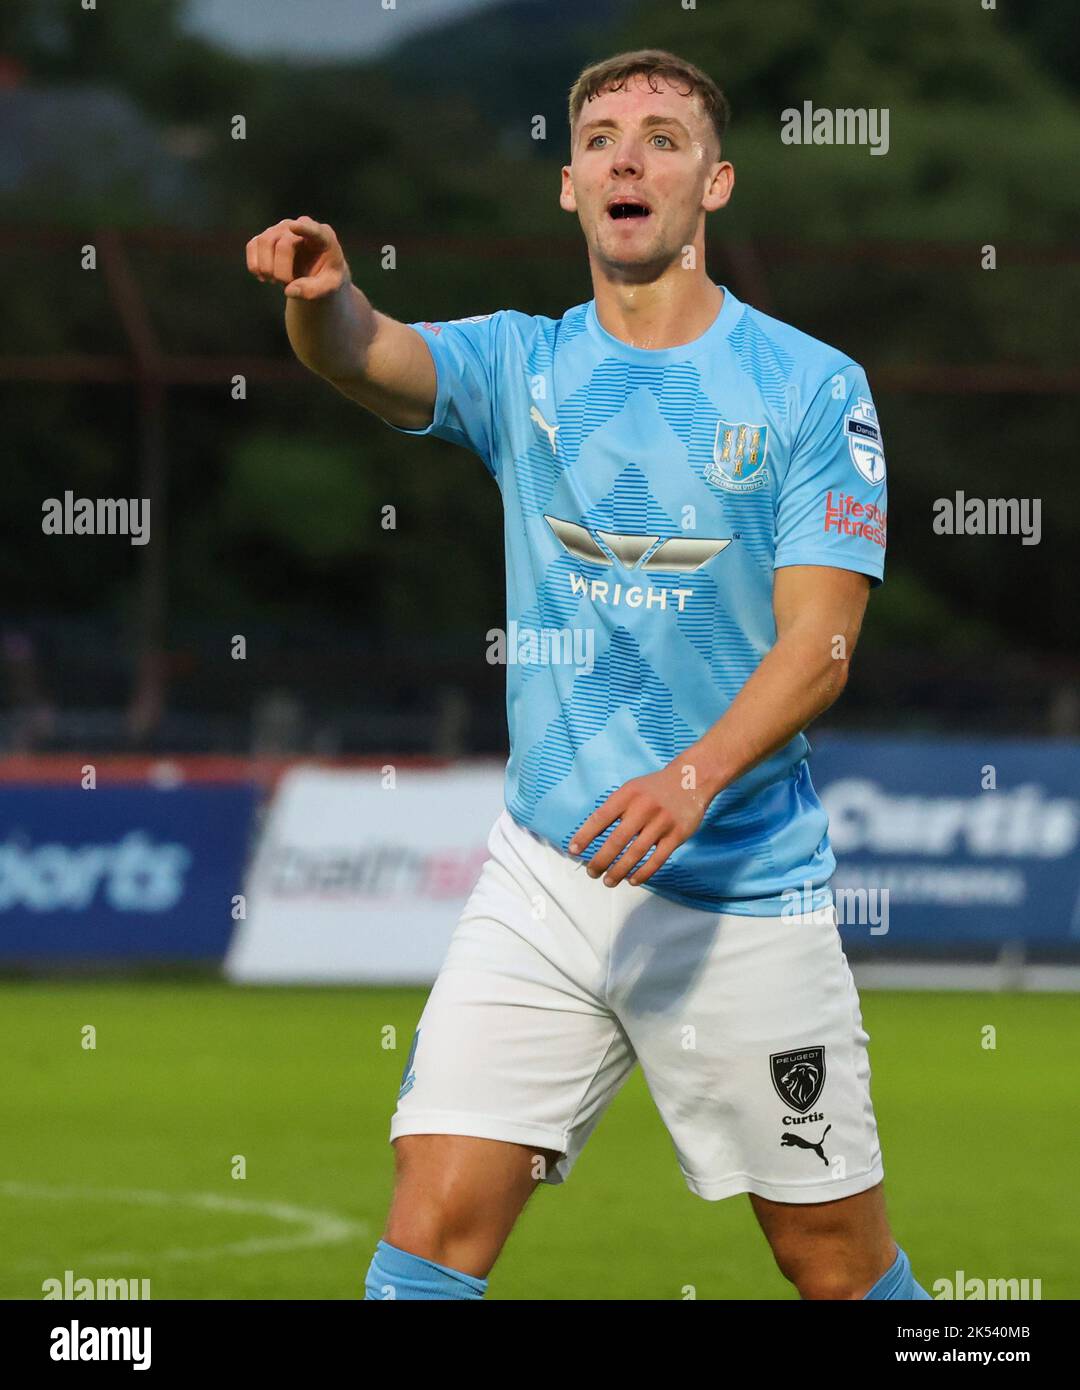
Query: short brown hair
xmin=568 ymin=49 xmax=730 ymax=157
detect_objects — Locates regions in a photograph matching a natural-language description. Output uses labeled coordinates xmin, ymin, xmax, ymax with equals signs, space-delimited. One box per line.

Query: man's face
xmin=561 ymin=73 xmax=732 ymax=278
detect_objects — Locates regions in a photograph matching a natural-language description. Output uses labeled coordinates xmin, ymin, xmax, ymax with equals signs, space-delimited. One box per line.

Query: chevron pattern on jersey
xmin=507 ymin=624 xmax=697 ymax=824
xmin=726 ymin=311 xmax=796 ymax=413
xmin=395 ymin=289 xmax=881 ymax=911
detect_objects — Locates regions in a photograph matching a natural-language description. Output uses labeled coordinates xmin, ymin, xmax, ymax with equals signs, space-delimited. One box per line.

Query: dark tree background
xmin=1 ymin=0 xmax=1077 ymax=748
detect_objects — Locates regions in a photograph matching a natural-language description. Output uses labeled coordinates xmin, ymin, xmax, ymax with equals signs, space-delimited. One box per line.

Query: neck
xmin=589 ymin=264 xmax=723 ymax=350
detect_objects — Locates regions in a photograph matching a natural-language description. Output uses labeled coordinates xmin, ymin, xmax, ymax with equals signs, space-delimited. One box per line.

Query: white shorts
xmin=390 ymin=809 xmax=884 ymax=1204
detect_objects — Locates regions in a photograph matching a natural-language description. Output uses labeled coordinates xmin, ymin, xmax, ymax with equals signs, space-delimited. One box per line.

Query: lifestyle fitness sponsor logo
xmin=544 ymin=515 xmax=731 ymax=613
xmin=705 ymin=418 xmax=770 ymax=493
xmin=824 ymin=490 xmax=887 ymax=548
xmin=420 ymin=313 xmax=493 ymax=337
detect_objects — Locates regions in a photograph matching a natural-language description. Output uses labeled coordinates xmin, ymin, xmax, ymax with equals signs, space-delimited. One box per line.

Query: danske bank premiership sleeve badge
xmin=845 ymin=398 xmax=886 ymax=485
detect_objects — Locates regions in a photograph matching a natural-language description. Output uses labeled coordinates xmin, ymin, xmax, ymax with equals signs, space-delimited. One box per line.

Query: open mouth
xmin=607 ymin=199 xmax=651 ymax=220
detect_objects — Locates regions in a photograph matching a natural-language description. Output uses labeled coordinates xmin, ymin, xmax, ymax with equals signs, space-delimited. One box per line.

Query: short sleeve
xmin=383 ymin=313 xmax=501 ymax=474
xmin=774 ymin=363 xmax=888 ymax=585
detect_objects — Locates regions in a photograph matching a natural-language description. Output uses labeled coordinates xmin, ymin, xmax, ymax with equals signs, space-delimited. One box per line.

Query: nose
xmin=609 ymin=140 xmax=644 ymax=178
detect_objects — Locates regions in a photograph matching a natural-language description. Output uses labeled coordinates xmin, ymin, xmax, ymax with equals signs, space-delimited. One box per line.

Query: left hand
xmin=568 ymin=761 xmax=711 ymax=888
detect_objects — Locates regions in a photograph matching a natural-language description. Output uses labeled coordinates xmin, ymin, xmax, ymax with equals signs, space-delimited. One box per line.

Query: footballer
xmin=246 ymin=49 xmax=928 ymax=1301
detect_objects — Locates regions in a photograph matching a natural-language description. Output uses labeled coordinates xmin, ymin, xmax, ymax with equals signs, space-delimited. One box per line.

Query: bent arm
xmin=686 ymin=564 xmax=871 ymax=798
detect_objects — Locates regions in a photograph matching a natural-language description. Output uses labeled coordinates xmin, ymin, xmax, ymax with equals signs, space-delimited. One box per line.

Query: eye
xmin=651 ymin=133 xmax=674 ymax=148
xmin=587 ymin=134 xmax=610 ymax=148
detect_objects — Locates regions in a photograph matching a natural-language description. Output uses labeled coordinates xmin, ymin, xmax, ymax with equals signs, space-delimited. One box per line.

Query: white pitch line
xmin=1 ymin=1180 xmax=368 ymax=1266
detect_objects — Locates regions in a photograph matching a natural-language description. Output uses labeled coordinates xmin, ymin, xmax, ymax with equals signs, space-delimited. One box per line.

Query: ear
xmin=559 ymin=165 xmax=578 ymax=214
xmin=703 ymin=161 xmax=735 ymax=213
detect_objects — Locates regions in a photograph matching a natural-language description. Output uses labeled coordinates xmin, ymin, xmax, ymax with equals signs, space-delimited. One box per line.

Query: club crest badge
xmin=845 ymin=398 xmax=886 ymax=485
xmin=770 ymin=1046 xmax=826 ymax=1113
xmin=706 ymin=419 xmax=770 ymax=493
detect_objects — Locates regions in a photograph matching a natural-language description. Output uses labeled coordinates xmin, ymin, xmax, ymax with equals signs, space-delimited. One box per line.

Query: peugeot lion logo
xmin=770 ymin=1047 xmax=826 ymax=1112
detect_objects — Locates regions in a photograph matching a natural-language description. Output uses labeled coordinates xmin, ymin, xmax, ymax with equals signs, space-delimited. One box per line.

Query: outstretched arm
xmin=245 ymin=215 xmax=436 ymax=429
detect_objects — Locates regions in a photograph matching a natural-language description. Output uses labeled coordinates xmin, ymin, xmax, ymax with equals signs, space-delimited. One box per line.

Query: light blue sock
xmin=863 ymin=1246 xmax=932 ymax=1299
xmin=364 ymin=1238 xmax=488 ymax=1300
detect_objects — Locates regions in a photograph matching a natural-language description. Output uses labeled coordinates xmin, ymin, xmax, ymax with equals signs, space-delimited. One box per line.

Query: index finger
xmin=283 ymin=217 xmax=330 ymax=244
xmin=568 ymin=793 xmax=625 ymax=856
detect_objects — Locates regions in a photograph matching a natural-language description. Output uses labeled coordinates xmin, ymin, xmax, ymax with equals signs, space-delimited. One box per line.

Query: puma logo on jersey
xmin=530 ymin=405 xmax=559 ymax=454
xmin=780 ymin=1124 xmax=832 ymax=1165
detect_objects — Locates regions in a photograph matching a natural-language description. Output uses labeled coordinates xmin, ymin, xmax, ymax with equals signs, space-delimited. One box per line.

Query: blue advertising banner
xmin=0 ymin=783 xmax=258 ymax=961
xmin=809 ymin=737 xmax=1080 ymax=949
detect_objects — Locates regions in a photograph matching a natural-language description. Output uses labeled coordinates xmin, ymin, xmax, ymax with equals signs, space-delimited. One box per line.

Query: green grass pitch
xmin=1 ymin=981 xmax=1075 ymax=1300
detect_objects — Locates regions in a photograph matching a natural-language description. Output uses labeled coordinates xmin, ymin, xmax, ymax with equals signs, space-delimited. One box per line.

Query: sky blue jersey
xmin=386 ymin=286 xmax=887 ymax=914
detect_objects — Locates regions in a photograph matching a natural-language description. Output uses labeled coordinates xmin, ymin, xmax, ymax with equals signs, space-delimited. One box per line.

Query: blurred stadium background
xmin=1 ymin=0 xmax=1078 ymax=1300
